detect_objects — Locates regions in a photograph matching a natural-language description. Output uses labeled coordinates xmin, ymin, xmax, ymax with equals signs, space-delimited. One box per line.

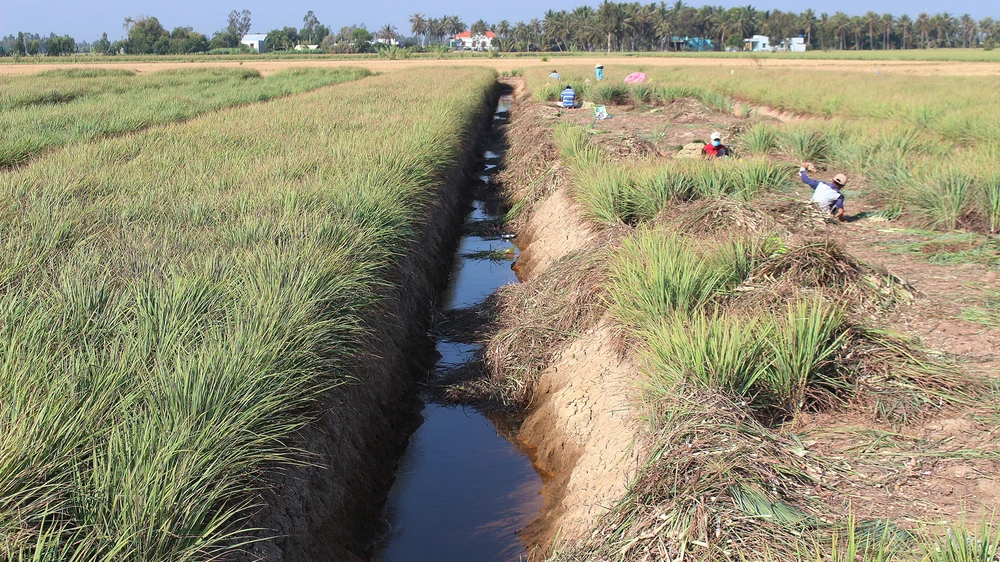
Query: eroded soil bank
xmin=477 ymin=78 xmax=1000 ymax=560
xmin=238 ymin=82 xmax=501 ymax=562
xmin=501 ymin=84 xmax=647 ymax=556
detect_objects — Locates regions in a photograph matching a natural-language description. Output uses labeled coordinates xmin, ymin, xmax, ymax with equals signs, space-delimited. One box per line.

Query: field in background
xmin=0 ymin=66 xmax=496 ymax=560
xmin=0 ymin=67 xmax=369 ymax=166
xmin=2 ymin=54 xmax=1000 ymax=79
xmin=527 ymin=64 xmax=1000 ymax=235
xmin=3 ymin=47 xmax=1000 ymax=65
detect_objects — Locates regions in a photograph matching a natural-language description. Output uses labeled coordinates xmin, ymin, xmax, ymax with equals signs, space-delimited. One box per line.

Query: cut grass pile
xmin=0 ymin=66 xmax=497 ymax=559
xmin=961 ymin=289 xmax=1000 ymax=328
xmin=0 ymin=67 xmax=371 ymax=167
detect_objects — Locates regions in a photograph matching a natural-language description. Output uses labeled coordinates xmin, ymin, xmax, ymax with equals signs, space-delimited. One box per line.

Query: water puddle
xmin=371 ymin=94 xmax=542 ymax=562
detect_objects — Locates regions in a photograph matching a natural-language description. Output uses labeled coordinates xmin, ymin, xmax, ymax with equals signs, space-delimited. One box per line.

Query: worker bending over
xmin=560 ymin=85 xmax=577 ymax=108
xmin=800 ymin=163 xmax=847 ymax=221
xmin=702 ymin=131 xmax=728 ymax=158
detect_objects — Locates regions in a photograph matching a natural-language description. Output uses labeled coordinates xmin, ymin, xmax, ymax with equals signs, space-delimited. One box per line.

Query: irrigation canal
xmin=370 ymin=94 xmax=544 ymax=561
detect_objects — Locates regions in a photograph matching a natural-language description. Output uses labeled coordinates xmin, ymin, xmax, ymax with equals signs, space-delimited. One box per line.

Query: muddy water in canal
xmin=370 ymin=94 xmax=543 ymax=562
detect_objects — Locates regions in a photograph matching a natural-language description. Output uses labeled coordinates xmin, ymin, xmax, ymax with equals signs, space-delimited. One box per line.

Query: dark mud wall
xmin=241 ymin=82 xmax=501 ymax=562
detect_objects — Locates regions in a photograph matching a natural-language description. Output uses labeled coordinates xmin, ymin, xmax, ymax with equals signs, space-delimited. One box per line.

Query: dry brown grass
xmin=744 ymin=238 xmax=915 ymax=316
xmin=549 ymin=389 xmax=835 ymax=562
xmin=434 ymin=240 xmax=615 ymax=412
xmin=656 ymin=196 xmax=781 ymax=236
xmin=494 ymin=99 xmax=567 ymax=229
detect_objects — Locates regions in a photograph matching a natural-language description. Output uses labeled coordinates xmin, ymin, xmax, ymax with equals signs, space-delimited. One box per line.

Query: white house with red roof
xmin=451 ymin=30 xmax=497 ymax=51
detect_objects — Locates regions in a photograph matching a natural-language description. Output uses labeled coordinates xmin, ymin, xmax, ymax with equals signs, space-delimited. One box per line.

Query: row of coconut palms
xmin=410 ymin=2 xmax=1000 ymax=52
xmin=407 ymin=14 xmax=468 ymax=46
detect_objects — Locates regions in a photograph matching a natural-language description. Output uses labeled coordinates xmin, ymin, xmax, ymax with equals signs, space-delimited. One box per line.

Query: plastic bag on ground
xmin=624 ymin=72 xmax=647 ymax=84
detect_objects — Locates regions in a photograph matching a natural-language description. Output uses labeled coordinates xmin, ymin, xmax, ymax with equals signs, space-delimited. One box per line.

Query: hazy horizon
xmin=4 ymin=0 xmax=995 ymax=43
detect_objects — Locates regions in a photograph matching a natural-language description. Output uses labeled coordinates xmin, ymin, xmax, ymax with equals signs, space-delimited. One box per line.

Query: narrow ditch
xmin=370 ymin=89 xmax=545 ymax=562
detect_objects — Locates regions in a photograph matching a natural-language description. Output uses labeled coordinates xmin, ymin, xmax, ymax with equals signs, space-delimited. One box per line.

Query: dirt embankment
xmin=497 ymin=78 xmax=1000 ymax=559
xmin=497 ymin=83 xmax=647 ymax=556
xmin=238 ymin=85 xmax=500 ymax=562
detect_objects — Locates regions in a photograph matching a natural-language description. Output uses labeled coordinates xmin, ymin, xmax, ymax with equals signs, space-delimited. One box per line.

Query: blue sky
xmin=3 ymin=0 xmax=993 ymax=41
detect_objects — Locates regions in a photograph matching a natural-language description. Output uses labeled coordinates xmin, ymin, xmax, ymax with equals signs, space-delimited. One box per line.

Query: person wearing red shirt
xmin=702 ymin=131 xmax=728 ymax=158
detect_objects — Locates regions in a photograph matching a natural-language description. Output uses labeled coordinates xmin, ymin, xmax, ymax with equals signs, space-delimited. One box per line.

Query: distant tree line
xmin=2 ymin=2 xmax=999 ymax=57
xmin=411 ymin=2 xmax=1000 ymax=53
xmin=1 ymin=32 xmax=76 ymax=56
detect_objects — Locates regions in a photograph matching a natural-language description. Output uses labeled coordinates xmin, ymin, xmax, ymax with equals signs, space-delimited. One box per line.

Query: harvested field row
xmin=0 ymin=67 xmax=369 ymax=167
xmin=0 ymin=66 xmax=497 ymax=560
xmin=525 ymin=65 xmax=1000 ymax=236
xmin=454 ymin=78 xmax=1000 ymax=561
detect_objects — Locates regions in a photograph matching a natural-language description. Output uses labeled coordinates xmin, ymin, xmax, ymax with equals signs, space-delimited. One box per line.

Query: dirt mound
xmin=513 ymin=188 xmax=596 ymax=279
xmin=518 ymin=324 xmax=646 ymax=556
xmin=666 ymin=97 xmax=714 ymax=124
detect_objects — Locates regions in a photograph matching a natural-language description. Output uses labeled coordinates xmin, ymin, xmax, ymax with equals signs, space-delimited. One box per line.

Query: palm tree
xmin=543 ymin=10 xmax=566 ymax=51
xmin=959 ymin=14 xmax=976 ymax=48
xmin=898 ymin=14 xmax=912 ymax=49
xmin=864 ymin=11 xmax=878 ymax=49
xmin=852 ymin=15 xmax=864 ymax=50
xmin=529 ymin=18 xmax=543 ymax=50
xmin=379 ymin=24 xmax=397 ymax=44
xmin=496 ymin=20 xmax=511 ymax=39
xmin=444 ymin=15 xmax=466 ymax=37
xmin=915 ymin=13 xmax=930 ymax=48
xmin=596 ymin=0 xmax=623 ymax=52
xmin=427 ymin=18 xmax=444 ymax=44
xmin=800 ymin=9 xmax=816 ymax=49
xmin=731 ymin=5 xmax=758 ymax=48
xmin=409 ymin=13 xmax=427 ymax=46
xmin=980 ymin=17 xmax=995 ymax=46
xmin=819 ymin=12 xmax=829 ymax=50
xmin=712 ymin=10 xmax=732 ymax=50
xmin=655 ymin=4 xmax=674 ymax=51
xmin=881 ymin=13 xmax=894 ymax=49
xmin=623 ymin=4 xmax=655 ymax=51
xmin=471 ymin=19 xmax=489 ymax=35
xmin=831 ymin=12 xmax=849 ymax=50
xmin=932 ymin=13 xmax=953 ymax=47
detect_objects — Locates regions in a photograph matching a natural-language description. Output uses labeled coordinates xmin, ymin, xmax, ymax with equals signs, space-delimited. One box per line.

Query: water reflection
xmin=371 ymin=92 xmax=541 ymax=562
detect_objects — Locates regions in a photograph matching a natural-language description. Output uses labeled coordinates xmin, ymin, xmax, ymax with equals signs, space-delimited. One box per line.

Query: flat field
xmin=0 ymin=67 xmax=369 ymax=166
xmin=0 ymin=65 xmax=496 ymax=560
xmin=1 ymin=54 xmax=1000 ymax=78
